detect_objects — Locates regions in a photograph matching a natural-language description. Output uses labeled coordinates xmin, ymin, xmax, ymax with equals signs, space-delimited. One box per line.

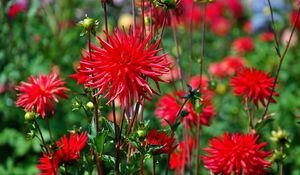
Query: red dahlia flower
xmin=230 ymin=67 xmax=278 ymax=107
xmin=37 ymin=132 xmax=88 ymax=175
xmin=155 ymin=91 xmax=215 ymax=127
xmin=211 ymin=17 xmax=232 ymax=37
xmin=8 ymin=0 xmax=27 ymax=18
xmin=202 ymin=133 xmax=272 ymax=175
xmin=71 ymin=27 xmax=169 ymax=109
xmin=146 ymin=129 xmax=177 ymax=154
xmin=232 ymin=37 xmax=255 ymax=54
xmin=259 ymin=32 xmax=274 ymax=42
xmin=16 ymin=73 xmax=69 ymax=118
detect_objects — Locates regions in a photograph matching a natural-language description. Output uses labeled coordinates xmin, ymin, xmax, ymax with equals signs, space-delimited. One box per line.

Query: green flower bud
xmin=209 ymin=80 xmax=217 ymax=90
xmin=24 ymin=111 xmax=35 ymax=121
xmin=86 ymin=101 xmax=94 ymax=110
xmin=79 ymin=17 xmax=95 ymax=30
xmin=270 ymin=128 xmax=291 ymax=147
xmin=137 ymin=129 xmax=146 ymax=139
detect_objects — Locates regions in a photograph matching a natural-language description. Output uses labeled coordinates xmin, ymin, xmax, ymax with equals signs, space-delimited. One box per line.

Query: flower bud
xmin=209 ymin=80 xmax=216 ymax=90
xmin=270 ymin=128 xmax=291 ymax=147
xmin=153 ymin=0 xmax=180 ymax=9
xmin=79 ymin=17 xmax=95 ymax=30
xmin=86 ymin=101 xmax=94 ymax=110
xmin=137 ymin=129 xmax=146 ymax=139
xmin=24 ymin=111 xmax=35 ymax=121
xmin=216 ymin=83 xmax=226 ymax=94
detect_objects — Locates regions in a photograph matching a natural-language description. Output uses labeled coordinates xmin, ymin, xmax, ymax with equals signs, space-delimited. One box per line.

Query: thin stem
xmin=88 ymin=31 xmax=103 ymax=175
xmin=34 ymin=120 xmax=56 ymax=174
xmin=267 ymin=0 xmax=281 ymax=57
xmin=152 ymin=156 xmax=156 ymax=175
xmin=165 ymin=154 xmax=170 ymax=175
xmin=196 ymin=5 xmax=207 ymax=175
xmin=132 ymin=0 xmax=136 ymax=33
xmin=262 ymin=7 xmax=300 ymax=120
xmin=112 ymin=101 xmax=120 ymax=175
xmin=188 ymin=1 xmax=194 ymax=78
xmin=46 ymin=117 xmax=53 ymax=142
xmin=141 ymin=0 xmax=145 ymax=39
xmin=65 ymin=163 xmax=69 ymax=175
xmin=278 ymin=144 xmax=284 ymax=175
xmin=126 ymin=103 xmax=140 ymax=136
xmin=245 ymin=99 xmax=254 ymax=131
xmin=140 ymin=153 xmax=144 ymax=175
xmin=103 ymin=1 xmax=109 ymax=36
xmin=171 ymin=11 xmax=184 ymax=91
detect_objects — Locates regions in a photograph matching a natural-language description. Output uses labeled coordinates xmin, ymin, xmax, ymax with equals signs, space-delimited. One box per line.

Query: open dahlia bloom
xmin=230 ymin=67 xmax=278 ymax=107
xmin=146 ymin=129 xmax=177 ymax=155
xmin=232 ymin=37 xmax=255 ymax=54
xmin=15 ymin=73 xmax=69 ymax=118
xmin=155 ymin=91 xmax=215 ymax=127
xmin=71 ymin=27 xmax=169 ymax=109
xmin=37 ymin=132 xmax=88 ymax=175
xmin=202 ymin=133 xmax=272 ymax=175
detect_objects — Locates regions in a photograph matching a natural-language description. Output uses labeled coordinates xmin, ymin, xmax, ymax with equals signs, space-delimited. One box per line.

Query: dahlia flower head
xmin=230 ymin=67 xmax=278 ymax=107
xmin=155 ymin=90 xmax=215 ymax=127
xmin=37 ymin=132 xmax=88 ymax=175
xmin=146 ymin=129 xmax=177 ymax=155
xmin=202 ymin=133 xmax=272 ymax=175
xmin=15 ymin=73 xmax=69 ymax=118
xmin=71 ymin=27 xmax=169 ymax=109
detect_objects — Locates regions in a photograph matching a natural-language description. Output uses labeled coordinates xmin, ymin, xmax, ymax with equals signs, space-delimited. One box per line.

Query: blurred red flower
xmin=224 ymin=0 xmax=244 ymax=19
xmin=230 ymin=67 xmax=278 ymax=107
xmin=160 ymin=55 xmax=180 ymax=83
xmin=146 ymin=129 xmax=177 ymax=155
xmin=71 ymin=27 xmax=168 ymax=109
xmin=15 ymin=73 xmax=69 ymax=118
xmin=290 ymin=10 xmax=300 ymax=30
xmin=211 ymin=17 xmax=232 ymax=36
xmin=232 ymin=37 xmax=255 ymax=54
xmin=8 ymin=0 xmax=27 ymax=18
xmin=170 ymin=137 xmax=195 ymax=173
xmin=155 ymin=91 xmax=215 ymax=127
xmin=259 ymin=32 xmax=274 ymax=42
xmin=202 ymin=133 xmax=272 ymax=175
xmin=37 ymin=132 xmax=88 ymax=175
xmin=209 ymin=56 xmax=246 ymax=78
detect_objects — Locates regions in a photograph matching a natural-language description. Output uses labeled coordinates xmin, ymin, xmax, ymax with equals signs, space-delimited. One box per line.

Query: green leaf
xmin=95 ymin=131 xmax=107 ymax=155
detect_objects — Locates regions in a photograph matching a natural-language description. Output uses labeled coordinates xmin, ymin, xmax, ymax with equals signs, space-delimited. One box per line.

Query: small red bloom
xmin=170 ymin=137 xmax=195 ymax=173
xmin=160 ymin=55 xmax=180 ymax=83
xmin=71 ymin=27 xmax=169 ymax=109
xmin=224 ymin=0 xmax=244 ymax=19
xmin=16 ymin=73 xmax=69 ymax=118
xmin=155 ymin=91 xmax=215 ymax=127
xmin=211 ymin=17 xmax=232 ymax=37
xmin=202 ymin=133 xmax=272 ymax=175
xmin=290 ymin=10 xmax=300 ymax=30
xmin=146 ymin=129 xmax=176 ymax=154
xmin=36 ymin=153 xmax=60 ymax=175
xmin=209 ymin=56 xmax=246 ymax=78
xmin=230 ymin=67 xmax=278 ymax=107
xmin=232 ymin=37 xmax=255 ymax=54
xmin=37 ymin=132 xmax=88 ymax=175
xmin=259 ymin=32 xmax=274 ymax=42
xmin=55 ymin=132 xmax=88 ymax=162
xmin=8 ymin=0 xmax=27 ymax=18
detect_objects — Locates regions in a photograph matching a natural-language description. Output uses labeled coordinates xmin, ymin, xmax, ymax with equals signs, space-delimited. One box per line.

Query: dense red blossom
xmin=155 ymin=91 xmax=215 ymax=127
xmin=15 ymin=73 xmax=69 ymax=118
xmin=259 ymin=32 xmax=274 ymax=42
xmin=170 ymin=137 xmax=195 ymax=173
xmin=232 ymin=37 xmax=255 ymax=54
xmin=8 ymin=0 xmax=27 ymax=18
xmin=230 ymin=67 xmax=278 ymax=107
xmin=211 ymin=17 xmax=232 ymax=36
xmin=71 ymin=27 xmax=169 ymax=109
xmin=290 ymin=10 xmax=300 ymax=30
xmin=209 ymin=56 xmax=246 ymax=78
xmin=37 ymin=132 xmax=88 ymax=175
xmin=202 ymin=133 xmax=272 ymax=175
xmin=146 ymin=129 xmax=176 ymax=154
xmin=36 ymin=153 xmax=60 ymax=175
